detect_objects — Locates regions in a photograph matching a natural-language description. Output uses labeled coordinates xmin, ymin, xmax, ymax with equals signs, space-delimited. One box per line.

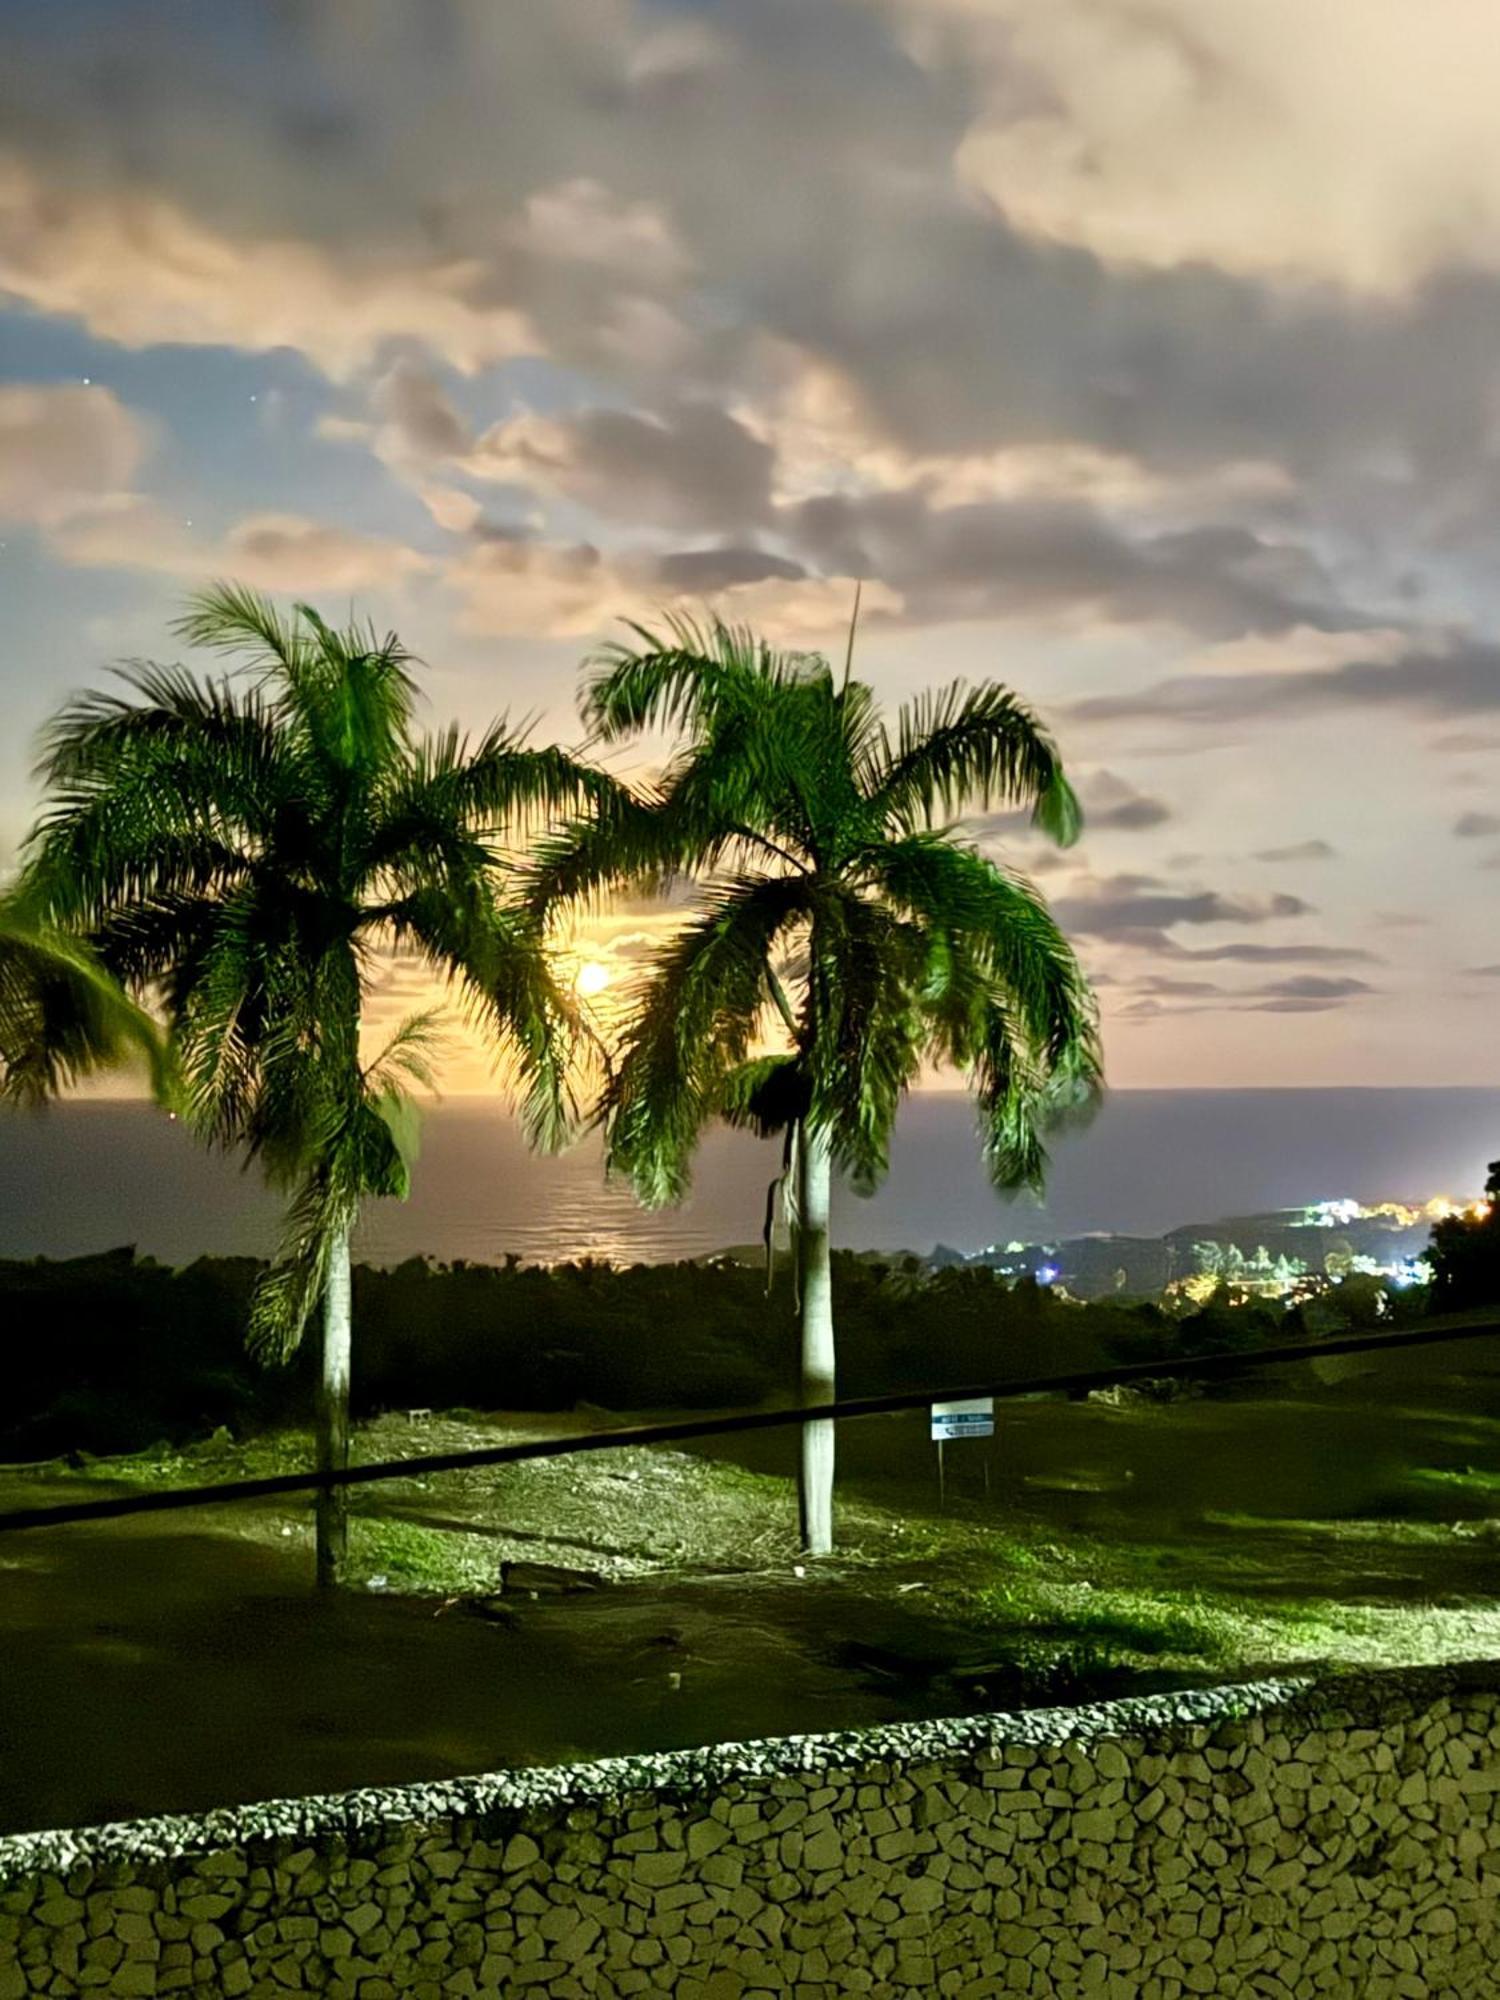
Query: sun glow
xmin=575 ymin=959 xmax=612 ymax=998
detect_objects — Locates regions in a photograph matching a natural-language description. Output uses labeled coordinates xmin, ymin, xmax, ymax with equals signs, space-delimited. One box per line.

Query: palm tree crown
xmin=21 ymin=586 xmax=595 ymax=1333
xmin=539 ymin=613 xmax=1100 ymax=1202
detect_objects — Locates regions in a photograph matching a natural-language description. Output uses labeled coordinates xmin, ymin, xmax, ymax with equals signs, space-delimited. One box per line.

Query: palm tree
xmin=532 ymin=615 xmax=1101 ymax=1555
xmin=16 ymin=585 xmax=601 ymax=1585
xmin=0 ymin=912 xmax=168 ymax=1103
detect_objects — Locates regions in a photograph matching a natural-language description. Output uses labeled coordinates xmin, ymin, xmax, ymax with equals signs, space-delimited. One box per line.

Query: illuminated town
xmin=960 ymin=1192 xmax=1495 ymax=1302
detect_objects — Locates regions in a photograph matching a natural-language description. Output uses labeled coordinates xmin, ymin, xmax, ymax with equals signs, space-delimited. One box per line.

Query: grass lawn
xmin=4 ymin=1326 xmax=1500 ymax=1832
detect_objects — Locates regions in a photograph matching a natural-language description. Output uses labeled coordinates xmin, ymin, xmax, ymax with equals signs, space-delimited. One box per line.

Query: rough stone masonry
xmin=3 ymin=1664 xmax=1500 ymax=1997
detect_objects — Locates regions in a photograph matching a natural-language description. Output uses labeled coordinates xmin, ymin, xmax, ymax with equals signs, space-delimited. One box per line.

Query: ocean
xmin=2 ymin=1090 xmax=1499 ymax=1268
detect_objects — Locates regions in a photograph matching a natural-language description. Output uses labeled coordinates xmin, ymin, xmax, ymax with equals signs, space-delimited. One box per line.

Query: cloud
xmin=970 ymin=768 xmax=1170 ymax=844
xmin=7 ymin=0 xmax=1497 ymax=508
xmin=1052 ymin=878 xmax=1310 ymax=937
xmin=1071 ymin=641 xmax=1500 ymax=730
xmin=445 ymin=525 xmax=895 ymax=640
xmin=12 ymin=0 xmax=1500 ymax=682
xmin=1113 ymin=966 xmax=1375 ymax=1020
xmin=1086 ymin=771 xmax=1172 ymax=832
xmin=1253 ymin=839 xmax=1337 ymax=863
xmin=1258 ymin=975 xmax=1373 ymax=1001
xmin=793 ymin=490 xmax=1352 ymax=638
xmin=511 ymin=177 xmax=691 ymax=288
xmin=0 ymin=383 xmax=147 ymax=524
xmin=470 ymin=402 xmax=776 ymax=531
xmin=1170 ymin=940 xmax=1376 ymax=966
xmin=373 ymin=360 xmax=472 ymax=462
xmin=49 ymin=498 xmax=431 ymax=594
xmin=0 ymin=159 xmax=535 ymax=381
xmin=946 ymin=0 xmax=1500 ymax=295
xmin=1466 ymin=964 xmax=1500 ymax=978
xmin=0 ymin=379 xmax=430 ymax=599
xmin=653 ymin=546 xmax=806 ymax=593
xmin=1454 ymin=812 xmax=1500 ymax=838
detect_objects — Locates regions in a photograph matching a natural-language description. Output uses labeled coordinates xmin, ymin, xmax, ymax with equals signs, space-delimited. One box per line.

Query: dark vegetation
xmin=1429 ymin=1161 xmax=1500 ymax=1310
xmin=0 ymin=1246 xmax=1430 ymax=1463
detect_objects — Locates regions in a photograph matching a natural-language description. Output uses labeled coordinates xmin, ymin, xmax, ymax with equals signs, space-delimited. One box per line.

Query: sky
xmin=2 ymin=0 xmax=1500 ymax=1090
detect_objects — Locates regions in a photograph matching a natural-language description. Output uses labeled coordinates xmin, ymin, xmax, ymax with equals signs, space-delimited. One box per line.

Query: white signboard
xmin=930 ymin=1397 xmax=994 ymax=1442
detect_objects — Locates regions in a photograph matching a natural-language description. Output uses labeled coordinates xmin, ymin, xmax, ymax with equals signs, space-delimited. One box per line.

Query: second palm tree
xmin=535 ymin=615 xmax=1102 ymax=1555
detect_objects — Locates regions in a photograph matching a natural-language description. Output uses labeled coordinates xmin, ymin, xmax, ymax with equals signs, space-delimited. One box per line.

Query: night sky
xmin=3 ymin=1 xmax=1499 ymax=1089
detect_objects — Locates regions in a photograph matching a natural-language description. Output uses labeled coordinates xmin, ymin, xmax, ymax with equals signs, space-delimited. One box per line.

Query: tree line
xmin=0 ymin=587 xmax=1099 ymax=1579
xmin=0 ymin=1247 xmax=1422 ymax=1467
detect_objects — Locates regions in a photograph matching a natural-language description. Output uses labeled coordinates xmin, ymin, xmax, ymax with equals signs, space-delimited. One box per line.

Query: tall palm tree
xmin=0 ymin=912 xmax=168 ymax=1103
xmin=16 ymin=585 xmax=601 ymax=1584
xmin=533 ymin=615 xmax=1101 ymax=1555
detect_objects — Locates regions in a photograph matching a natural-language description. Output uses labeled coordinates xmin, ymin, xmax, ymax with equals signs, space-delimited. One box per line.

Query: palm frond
xmin=868 ymin=835 xmax=1100 ymax=1074
xmin=384 ymin=885 xmax=579 ymax=1151
xmin=173 ymin=582 xmax=316 ymax=676
xmin=371 ymin=724 xmax=615 ymax=881
xmin=606 ymin=873 xmax=811 ymax=1205
xmin=805 ymin=886 xmax=929 ymax=1192
xmin=867 ymin=680 xmax=1081 ymax=845
xmin=0 ymin=913 xmax=171 ymax=1105
xmin=248 ymin=1163 xmax=357 ymax=1362
xmin=362 ymin=1009 xmax=448 ymax=1099
xmin=581 ymin=611 xmax=823 ymax=743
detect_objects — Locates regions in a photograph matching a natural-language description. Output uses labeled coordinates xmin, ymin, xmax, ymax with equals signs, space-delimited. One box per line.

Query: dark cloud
xmin=1454 ymin=811 xmax=1500 ymax=838
xmin=1097 ymin=793 xmax=1172 ymax=831
xmin=475 ymin=402 xmax=777 ymax=532
xmin=1432 ymin=731 xmax=1500 ymax=753
xmin=1072 ymin=643 xmax=1500 ymax=730
xmin=1073 ymin=770 xmax=1174 ymax=832
xmin=969 ymin=769 xmax=1171 ymax=844
xmin=1174 ymin=940 xmax=1376 ymax=965
xmin=1254 ymin=839 xmax=1337 ymax=863
xmin=794 ymin=491 xmax=1352 ymax=638
xmin=1259 ymin=975 xmax=1373 ymax=1000
xmin=1130 ymin=976 xmax=1227 ymax=999
xmin=1053 ymin=880 xmax=1311 ymax=937
xmin=1115 ymin=968 xmax=1376 ymax=1019
xmin=1249 ymin=996 xmax=1360 ymax=1015
xmin=653 ymin=545 xmax=805 ymax=592
xmin=1466 ymin=964 xmax=1500 ymax=977
xmin=374 ymin=360 xmax=471 ymax=460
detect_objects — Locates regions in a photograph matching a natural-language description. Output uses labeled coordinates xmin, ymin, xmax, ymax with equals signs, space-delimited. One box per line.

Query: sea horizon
xmin=4 ymin=1087 xmax=1499 ymax=1270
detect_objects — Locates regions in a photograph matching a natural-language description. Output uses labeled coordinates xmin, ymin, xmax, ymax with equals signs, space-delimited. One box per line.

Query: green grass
xmin=1408 ymin=1465 xmax=1500 ymax=1499
xmin=350 ymin=1516 xmax=497 ymax=1593
xmin=22 ymin=1383 xmax=1500 ymax=1698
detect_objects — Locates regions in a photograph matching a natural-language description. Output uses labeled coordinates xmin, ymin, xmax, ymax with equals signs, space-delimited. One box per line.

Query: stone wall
xmin=3 ymin=1665 xmax=1500 ymax=1998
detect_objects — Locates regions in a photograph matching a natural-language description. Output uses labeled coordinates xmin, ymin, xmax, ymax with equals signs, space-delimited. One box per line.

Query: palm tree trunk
xmin=315 ymin=1222 xmax=352 ymax=1589
xmin=797 ymin=1121 xmax=835 ymax=1556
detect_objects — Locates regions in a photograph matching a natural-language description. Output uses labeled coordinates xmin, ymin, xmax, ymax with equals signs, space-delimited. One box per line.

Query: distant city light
xmin=1035 ymin=1264 xmax=1059 ymax=1285
xmin=1306 ymin=1198 xmax=1363 ymax=1228
xmin=1389 ymin=1258 xmax=1434 ymax=1290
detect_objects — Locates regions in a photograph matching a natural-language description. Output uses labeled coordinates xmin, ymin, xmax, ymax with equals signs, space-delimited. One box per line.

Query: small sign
xmin=930 ymin=1397 xmax=994 ymax=1442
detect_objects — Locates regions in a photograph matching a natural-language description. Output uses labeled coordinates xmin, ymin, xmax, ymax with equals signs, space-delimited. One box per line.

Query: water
xmin=2 ymin=1089 xmax=1498 ymax=1267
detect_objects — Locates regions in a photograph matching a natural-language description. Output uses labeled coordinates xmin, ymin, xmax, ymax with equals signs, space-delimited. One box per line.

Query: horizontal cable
xmin=1 ymin=1312 xmax=1496 ymax=1535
